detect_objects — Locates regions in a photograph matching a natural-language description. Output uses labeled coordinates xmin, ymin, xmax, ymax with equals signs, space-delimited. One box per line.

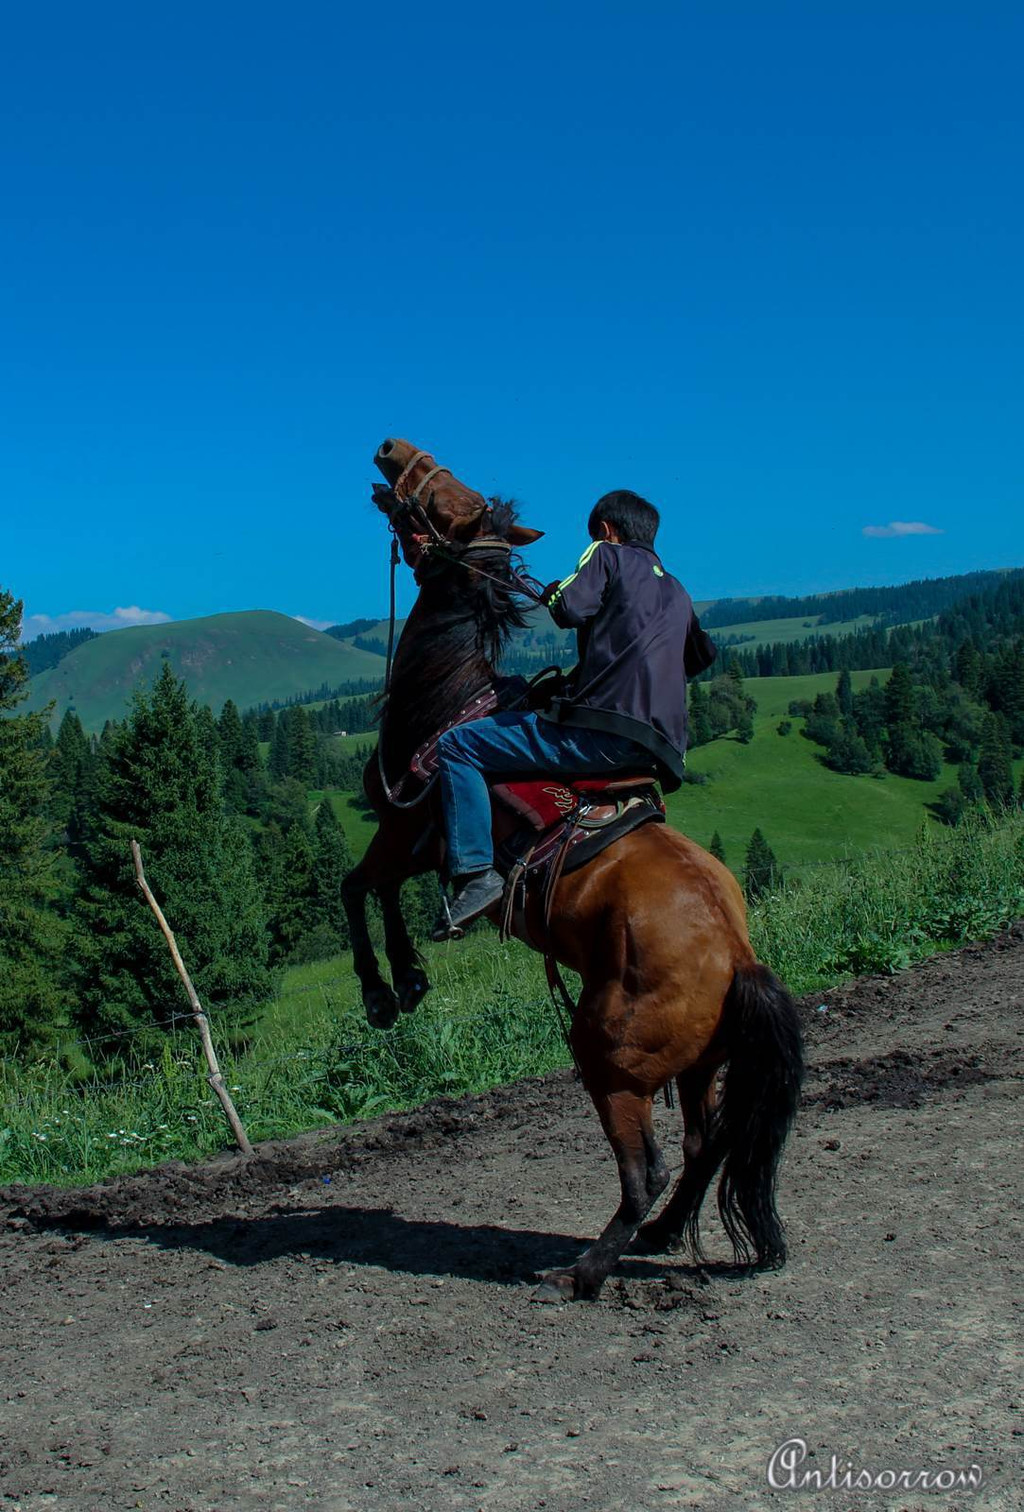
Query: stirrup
xmin=430 ymin=887 xmax=464 ymax=943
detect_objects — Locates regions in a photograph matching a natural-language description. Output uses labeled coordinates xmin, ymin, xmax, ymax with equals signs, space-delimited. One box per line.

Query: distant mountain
xmin=17 ymin=626 xmax=99 ymax=676
xmin=26 ymin=611 xmax=386 ymax=731
xmin=700 ymin=569 xmax=1017 ymax=630
xmin=25 ymin=566 xmax=1023 ymax=734
xmin=324 ymin=617 xmax=382 ymax=642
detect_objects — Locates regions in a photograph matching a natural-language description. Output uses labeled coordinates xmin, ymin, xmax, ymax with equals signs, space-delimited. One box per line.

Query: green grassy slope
xmin=664 ymin=668 xmax=961 ymax=868
xmin=353 ymin=600 xmax=892 ymax=665
xmin=712 ymin=612 xmax=880 ymax=648
xmin=313 ymin=669 xmax=994 ymax=876
xmin=745 ymin=668 xmax=887 ymax=717
xmin=28 ymin=611 xmax=385 ymax=731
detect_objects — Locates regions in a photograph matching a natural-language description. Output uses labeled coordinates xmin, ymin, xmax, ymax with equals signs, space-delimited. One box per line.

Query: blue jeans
xmin=435 ymin=710 xmax=647 ymax=875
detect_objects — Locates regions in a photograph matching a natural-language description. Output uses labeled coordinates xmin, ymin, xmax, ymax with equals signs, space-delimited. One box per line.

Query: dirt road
xmin=2 ymin=928 xmax=1022 ymax=1511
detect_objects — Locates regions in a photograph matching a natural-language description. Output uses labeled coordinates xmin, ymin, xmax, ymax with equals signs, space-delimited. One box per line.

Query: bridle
xmin=385 ymin=448 xmax=455 ymax=549
xmin=377 ymin=451 xmax=547 ymax=670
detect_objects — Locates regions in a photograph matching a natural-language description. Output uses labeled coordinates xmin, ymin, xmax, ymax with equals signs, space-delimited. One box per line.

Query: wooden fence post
xmin=131 ymin=839 xmax=254 ymax=1157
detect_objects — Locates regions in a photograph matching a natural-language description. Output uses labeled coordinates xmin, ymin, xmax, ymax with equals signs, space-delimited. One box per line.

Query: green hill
xmin=27 ymin=610 xmax=385 ymax=731
xmin=663 ymin=668 xmax=952 ymax=868
xmin=710 ymin=612 xmax=881 ymax=649
xmin=315 ymin=669 xmax=1015 ymax=876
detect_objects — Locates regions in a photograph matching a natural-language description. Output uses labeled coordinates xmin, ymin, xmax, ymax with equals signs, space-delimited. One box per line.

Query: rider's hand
xmin=540 ymin=581 xmax=562 ymax=608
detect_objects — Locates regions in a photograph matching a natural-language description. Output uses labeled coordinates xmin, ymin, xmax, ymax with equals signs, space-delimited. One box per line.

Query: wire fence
xmin=2 ymin=996 xmax=561 ymax=1112
xmin=44 ymin=844 xmax=926 ymax=1053
xmin=7 ymin=839 xmax=933 ymax=1083
xmin=2 ymin=836 xmax=961 ymax=1131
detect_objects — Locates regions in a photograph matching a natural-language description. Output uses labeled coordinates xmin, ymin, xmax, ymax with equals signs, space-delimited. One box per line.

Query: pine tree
xmin=884 ymin=662 xmax=915 ymax=730
xmin=265 ymin=823 xmax=318 ymax=962
xmin=0 ymin=589 xmax=67 ymax=1053
xmin=744 ymin=828 xmax=782 ymax=903
xmin=708 ymin=831 xmax=727 ymax=863
xmin=989 ymin=645 xmax=1024 ymax=744
xmin=934 ymin=784 xmax=967 ymax=827
xmin=836 ymin=668 xmax=854 ymax=717
xmin=269 ymin=709 xmax=291 ymax=782
xmin=977 ymin=713 xmax=1014 ymax=807
xmin=196 ymin=704 xmax=220 ymax=765
xmin=239 ymin=710 xmax=261 ymax=779
xmin=311 ymin=798 xmax=354 ymax=948
xmin=207 ymin=819 xmax=272 ymax=1004
xmin=218 ymin=699 xmax=243 ymax=766
xmin=218 ymin=699 xmax=248 ymax=812
xmin=48 ymin=710 xmax=90 ymax=829
xmin=957 ymin=761 xmax=984 ymax=805
xmin=852 ymin=680 xmax=886 ymax=753
xmin=955 ymin=639 xmax=983 ymax=697
xmin=288 ymin=705 xmax=317 ymax=787
xmin=74 ymin=663 xmax=271 ymax=1042
xmin=885 ymin=725 xmax=943 ymax=781
xmin=824 ymin=720 xmax=874 ymax=775
xmin=688 ymin=682 xmax=713 ymax=747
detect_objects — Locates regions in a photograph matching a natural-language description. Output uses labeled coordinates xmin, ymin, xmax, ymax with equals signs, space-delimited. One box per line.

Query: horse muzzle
xmin=374 ymin=437 xmax=418 ymax=486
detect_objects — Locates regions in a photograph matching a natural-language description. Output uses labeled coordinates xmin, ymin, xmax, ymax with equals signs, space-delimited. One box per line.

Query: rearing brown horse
xmin=342 ymin=438 xmax=804 ymax=1302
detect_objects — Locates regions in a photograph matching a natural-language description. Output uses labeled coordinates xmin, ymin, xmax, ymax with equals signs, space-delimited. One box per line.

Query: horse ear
xmin=507 ymin=524 xmax=544 ymax=545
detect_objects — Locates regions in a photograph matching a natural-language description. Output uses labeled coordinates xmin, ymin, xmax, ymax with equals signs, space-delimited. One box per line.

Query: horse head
xmin=372 ymin=437 xmax=542 ymax=574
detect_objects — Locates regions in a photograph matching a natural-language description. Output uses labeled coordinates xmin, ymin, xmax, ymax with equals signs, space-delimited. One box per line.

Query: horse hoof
xmin=532 ymin=1270 xmax=578 ymax=1304
xmin=634 ymin=1221 xmax=678 ymax=1256
xmin=364 ymin=986 xmax=400 ymax=1030
xmin=397 ymin=968 xmax=430 ymax=1015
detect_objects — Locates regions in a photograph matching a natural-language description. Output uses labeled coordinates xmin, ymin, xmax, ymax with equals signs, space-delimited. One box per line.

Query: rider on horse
xmin=434 ymin=489 xmax=716 ymax=932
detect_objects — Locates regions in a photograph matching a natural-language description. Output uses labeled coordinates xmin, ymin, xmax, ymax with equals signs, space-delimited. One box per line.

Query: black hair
xmin=588 ymin=489 xmax=660 ymax=547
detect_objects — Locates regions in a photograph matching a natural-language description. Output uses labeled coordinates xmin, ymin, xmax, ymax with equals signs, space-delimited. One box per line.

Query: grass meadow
xmin=4 ymin=813 xmax=1022 ymax=1190
xmin=672 ymin=668 xmax=967 ymax=867
xmin=324 ymin=670 xmax=998 ymax=872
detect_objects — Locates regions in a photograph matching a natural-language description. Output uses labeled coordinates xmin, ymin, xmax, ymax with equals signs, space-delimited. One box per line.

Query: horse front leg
xmin=535 ymin=1086 xmax=669 ymax=1303
xmin=378 ymin=880 xmax=431 ymax=1016
xmin=341 ymin=852 xmax=400 ymax=1030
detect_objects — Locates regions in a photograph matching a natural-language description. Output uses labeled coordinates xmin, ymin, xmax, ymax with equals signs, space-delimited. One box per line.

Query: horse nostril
xmin=378 ymin=438 xmax=395 ymax=457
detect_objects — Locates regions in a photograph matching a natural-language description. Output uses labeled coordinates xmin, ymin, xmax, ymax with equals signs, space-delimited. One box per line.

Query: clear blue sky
xmin=3 ymin=2 xmax=1022 ymax=637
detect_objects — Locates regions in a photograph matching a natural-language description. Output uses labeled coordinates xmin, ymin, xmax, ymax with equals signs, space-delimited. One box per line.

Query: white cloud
xmin=21 ymin=606 xmax=173 ymax=641
xmin=862 ymin=521 xmax=944 ymax=539
xmin=292 ymin=614 xmax=335 ymax=632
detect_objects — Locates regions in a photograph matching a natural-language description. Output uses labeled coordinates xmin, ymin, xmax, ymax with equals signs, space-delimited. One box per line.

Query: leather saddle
xmin=490 ymin=774 xmax=666 ymax=941
xmin=407 ymin=682 xmax=667 ymax=937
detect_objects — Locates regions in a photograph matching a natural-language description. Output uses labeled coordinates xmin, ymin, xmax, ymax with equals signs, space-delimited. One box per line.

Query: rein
xmin=375 ymin=530 xmax=539 ymax=810
xmin=376 ymin=532 xmax=439 ymax=809
xmin=374 ymin=451 xmax=546 ymax=810
xmin=373 ymin=455 xmax=594 ymax=1076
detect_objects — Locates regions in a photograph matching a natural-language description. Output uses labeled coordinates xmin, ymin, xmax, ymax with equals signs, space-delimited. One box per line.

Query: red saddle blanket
xmin=491 ymin=774 xmax=659 ymax=831
xmin=407 ymin=685 xmax=659 ymax=832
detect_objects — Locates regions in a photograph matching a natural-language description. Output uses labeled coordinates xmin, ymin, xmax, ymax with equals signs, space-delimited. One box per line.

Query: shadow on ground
xmin=19 ymin=1202 xmax=687 ymax=1288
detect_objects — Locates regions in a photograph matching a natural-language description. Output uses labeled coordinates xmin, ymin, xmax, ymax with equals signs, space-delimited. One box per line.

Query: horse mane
xmin=380 ymin=497 xmax=531 ymax=764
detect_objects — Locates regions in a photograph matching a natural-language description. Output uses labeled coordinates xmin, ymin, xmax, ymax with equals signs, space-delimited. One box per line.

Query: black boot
xmin=431 ymin=868 xmax=504 ymax=941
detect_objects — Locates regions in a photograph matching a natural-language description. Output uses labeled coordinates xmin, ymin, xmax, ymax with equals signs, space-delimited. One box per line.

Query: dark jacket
xmin=540 ymin=540 xmax=716 ymax=792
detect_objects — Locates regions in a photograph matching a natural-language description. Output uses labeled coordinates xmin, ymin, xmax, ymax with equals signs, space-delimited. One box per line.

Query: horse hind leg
xmin=634 ymin=1064 xmax=724 ymax=1260
xmin=341 ymin=855 xmax=400 ymax=1030
xmin=378 ymin=881 xmax=431 ymax=1015
xmin=535 ymin=1088 xmax=669 ymax=1303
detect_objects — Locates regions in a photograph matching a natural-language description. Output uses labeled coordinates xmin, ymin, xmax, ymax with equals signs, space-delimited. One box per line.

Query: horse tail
xmin=715 ymin=961 xmax=804 ymax=1269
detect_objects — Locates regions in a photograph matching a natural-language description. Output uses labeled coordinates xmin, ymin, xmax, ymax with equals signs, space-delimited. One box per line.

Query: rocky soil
xmin=2 ymin=927 xmax=1022 ymax=1511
